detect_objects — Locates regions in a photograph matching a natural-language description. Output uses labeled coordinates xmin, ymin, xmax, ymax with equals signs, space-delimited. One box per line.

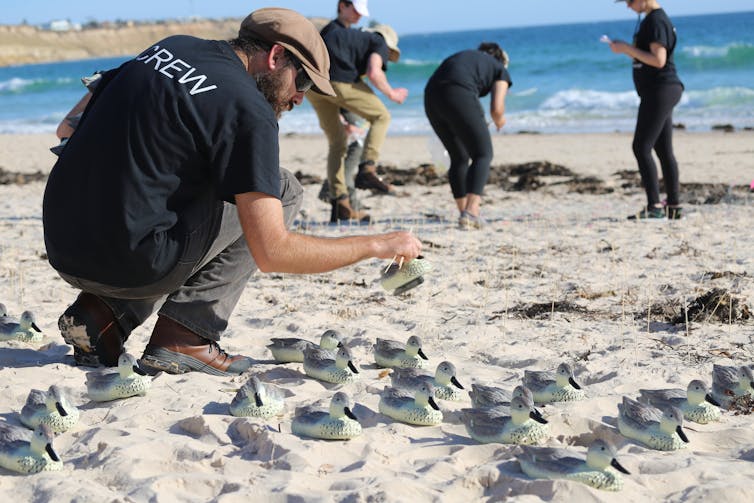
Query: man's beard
xmin=254 ymin=68 xmax=293 ymax=119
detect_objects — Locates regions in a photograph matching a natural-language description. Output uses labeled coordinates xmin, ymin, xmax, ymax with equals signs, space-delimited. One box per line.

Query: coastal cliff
xmin=0 ymin=17 xmax=329 ymax=67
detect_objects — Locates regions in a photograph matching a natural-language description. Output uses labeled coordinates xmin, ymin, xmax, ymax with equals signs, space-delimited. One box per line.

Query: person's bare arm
xmin=365 ymin=53 xmax=408 ymax=104
xmin=610 ymin=40 xmax=667 ymax=69
xmin=56 ymin=91 xmax=93 ymax=139
xmin=235 ymin=192 xmax=422 ymax=273
xmin=490 ymin=81 xmax=509 ymax=131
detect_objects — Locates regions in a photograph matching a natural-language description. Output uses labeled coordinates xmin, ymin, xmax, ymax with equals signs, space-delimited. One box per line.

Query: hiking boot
xmin=627 ymin=206 xmax=665 ymax=220
xmin=330 ymin=197 xmax=371 ymax=224
xmin=140 ymin=316 xmax=253 ymax=376
xmin=355 ymin=161 xmax=393 ymax=194
xmin=458 ymin=210 xmax=486 ymax=230
xmin=667 ymin=206 xmax=683 ymax=220
xmin=58 ymin=292 xmax=126 ymax=367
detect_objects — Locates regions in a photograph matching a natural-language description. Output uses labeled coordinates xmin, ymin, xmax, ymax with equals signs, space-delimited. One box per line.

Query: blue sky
xmin=3 ymin=1 xmax=753 ymax=34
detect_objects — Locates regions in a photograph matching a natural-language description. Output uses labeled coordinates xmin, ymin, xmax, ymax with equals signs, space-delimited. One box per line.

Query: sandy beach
xmin=1 ymin=131 xmax=753 ymax=501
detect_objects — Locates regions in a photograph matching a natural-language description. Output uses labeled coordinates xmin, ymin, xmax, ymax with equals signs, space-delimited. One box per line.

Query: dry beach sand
xmin=0 ymin=131 xmax=753 ymax=501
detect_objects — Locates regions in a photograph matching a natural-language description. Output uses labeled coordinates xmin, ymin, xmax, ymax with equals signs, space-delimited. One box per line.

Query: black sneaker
xmin=627 ymin=207 xmax=665 ymax=220
xmin=667 ymin=206 xmax=683 ymax=220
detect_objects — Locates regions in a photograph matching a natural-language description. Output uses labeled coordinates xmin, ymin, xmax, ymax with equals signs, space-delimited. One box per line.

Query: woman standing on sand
xmin=424 ymin=42 xmax=511 ymax=229
xmin=610 ymin=0 xmax=684 ymax=220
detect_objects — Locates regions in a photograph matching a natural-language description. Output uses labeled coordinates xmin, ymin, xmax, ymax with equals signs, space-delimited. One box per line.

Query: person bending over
xmin=424 ymin=42 xmax=511 ymax=229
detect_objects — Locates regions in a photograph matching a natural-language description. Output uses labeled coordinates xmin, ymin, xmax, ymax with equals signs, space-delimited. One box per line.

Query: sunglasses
xmin=288 ymin=54 xmax=313 ymax=93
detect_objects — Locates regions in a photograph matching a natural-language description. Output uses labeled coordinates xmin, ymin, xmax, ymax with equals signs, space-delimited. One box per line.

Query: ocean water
xmin=1 ymin=10 xmax=753 ymax=135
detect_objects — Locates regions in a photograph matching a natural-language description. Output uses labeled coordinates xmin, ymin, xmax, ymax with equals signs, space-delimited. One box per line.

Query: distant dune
xmin=0 ymin=17 xmax=329 ymax=67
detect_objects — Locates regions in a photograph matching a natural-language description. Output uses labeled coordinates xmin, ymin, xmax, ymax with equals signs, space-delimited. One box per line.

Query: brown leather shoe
xmin=58 ymin=292 xmax=126 ymax=367
xmin=355 ymin=161 xmax=393 ymax=194
xmin=331 ymin=197 xmax=371 ymax=223
xmin=140 ymin=316 xmax=253 ymax=376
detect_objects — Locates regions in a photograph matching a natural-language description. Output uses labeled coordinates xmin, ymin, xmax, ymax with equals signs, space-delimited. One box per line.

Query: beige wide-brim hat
xmin=365 ymin=24 xmax=401 ymax=62
xmin=239 ymin=8 xmax=335 ymax=96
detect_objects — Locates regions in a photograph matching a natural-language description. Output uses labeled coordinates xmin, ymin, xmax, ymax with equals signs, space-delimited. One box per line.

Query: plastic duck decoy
xmin=373 ymin=335 xmax=429 ymax=369
xmin=291 ymin=391 xmax=362 ymax=440
xmin=0 ymin=311 xmax=42 ymax=343
xmin=378 ymin=383 xmax=443 ymax=426
xmin=381 ymin=256 xmax=432 ymax=295
xmin=617 ymin=396 xmax=689 ymax=451
xmin=711 ymin=364 xmax=754 ymax=409
xmin=518 ymin=439 xmax=630 ymax=491
xmin=86 ymin=353 xmax=151 ymax=402
xmin=638 ymin=380 xmax=721 ymax=424
xmin=390 ymin=361 xmax=465 ymax=400
xmin=229 ymin=375 xmax=285 ymax=418
xmin=303 ymin=345 xmax=360 ymax=384
xmin=523 ymin=362 xmax=585 ymax=403
xmin=20 ymin=385 xmax=79 ymax=434
xmin=459 ymin=396 xmax=549 ymax=445
xmin=267 ymin=329 xmax=343 ymax=363
xmin=0 ymin=423 xmax=62 ymax=474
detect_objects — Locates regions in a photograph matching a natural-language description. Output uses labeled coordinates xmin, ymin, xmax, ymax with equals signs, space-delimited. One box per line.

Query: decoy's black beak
xmin=611 ymin=458 xmax=630 ymax=474
xmin=428 ymin=396 xmax=440 ymax=411
xmin=46 ymin=444 xmax=61 ymax=462
xmin=336 ymin=341 xmax=343 ymax=347
xmin=345 ymin=407 xmax=358 ymax=420
xmin=55 ymin=402 xmax=68 ymax=417
xmin=348 ymin=361 xmax=359 ymax=374
xmin=705 ymin=393 xmax=721 ymax=407
xmin=530 ymin=410 xmax=548 ymax=424
xmin=254 ymin=392 xmax=263 ymax=407
xmin=32 ymin=323 xmax=41 ymax=332
xmin=531 ymin=407 xmax=545 ymax=422
xmin=569 ymin=377 xmax=581 ymax=390
xmin=450 ymin=376 xmax=464 ymax=389
xmin=133 ymin=364 xmax=148 ymax=376
xmin=676 ymin=425 xmax=689 ymax=443
xmin=418 ymin=349 xmax=428 ymax=360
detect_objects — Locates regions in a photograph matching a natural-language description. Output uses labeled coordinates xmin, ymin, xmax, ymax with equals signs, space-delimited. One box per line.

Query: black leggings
xmin=633 ymin=84 xmax=683 ymax=207
xmin=424 ymin=85 xmax=492 ymax=199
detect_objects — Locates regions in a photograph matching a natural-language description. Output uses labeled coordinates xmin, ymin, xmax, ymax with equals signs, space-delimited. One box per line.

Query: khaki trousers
xmin=307 ymin=80 xmax=391 ymax=199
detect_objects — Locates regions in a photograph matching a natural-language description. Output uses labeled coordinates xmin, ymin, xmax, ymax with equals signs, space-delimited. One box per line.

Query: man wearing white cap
xmin=43 ymin=8 xmax=421 ymax=376
xmin=308 ymin=0 xmax=408 ymax=223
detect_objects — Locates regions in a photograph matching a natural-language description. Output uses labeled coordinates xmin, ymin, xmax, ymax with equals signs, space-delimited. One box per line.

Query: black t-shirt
xmin=632 ymin=8 xmax=683 ymax=95
xmin=320 ymin=20 xmax=390 ymax=83
xmin=43 ymin=35 xmax=280 ymax=287
xmin=426 ymin=50 xmax=512 ymax=97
